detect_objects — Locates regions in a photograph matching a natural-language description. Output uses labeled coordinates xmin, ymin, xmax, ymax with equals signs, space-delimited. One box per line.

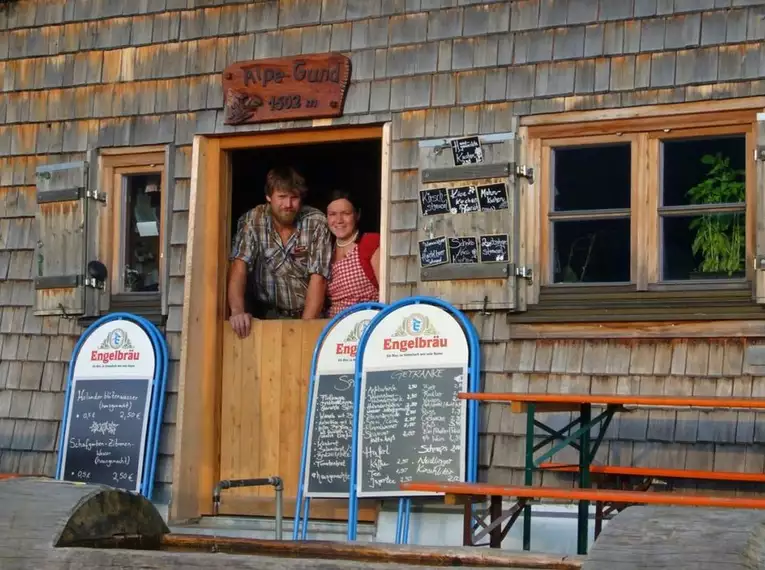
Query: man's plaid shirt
xmin=230 ymin=204 xmax=332 ymax=315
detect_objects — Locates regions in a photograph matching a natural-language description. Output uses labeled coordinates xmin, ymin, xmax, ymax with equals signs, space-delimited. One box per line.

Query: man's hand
xmin=229 ymin=311 xmax=252 ymax=338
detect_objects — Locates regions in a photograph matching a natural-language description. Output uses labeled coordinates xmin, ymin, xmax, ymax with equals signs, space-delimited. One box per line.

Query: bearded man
xmin=227 ymin=166 xmax=332 ymax=338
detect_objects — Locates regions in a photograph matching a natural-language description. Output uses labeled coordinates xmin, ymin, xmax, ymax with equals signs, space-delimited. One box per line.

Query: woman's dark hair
xmin=327 ymin=189 xmax=361 ymax=213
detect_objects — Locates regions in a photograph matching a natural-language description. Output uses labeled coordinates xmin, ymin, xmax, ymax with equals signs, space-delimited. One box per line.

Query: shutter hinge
xmin=754 ymin=256 xmax=765 ymax=271
xmin=86 ymin=188 xmax=107 ymax=202
xmin=515 ymin=266 xmax=533 ymax=281
xmin=515 ymin=164 xmax=535 ymax=184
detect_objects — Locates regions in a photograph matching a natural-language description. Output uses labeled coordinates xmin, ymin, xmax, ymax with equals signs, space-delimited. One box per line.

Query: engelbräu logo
xmin=383 ymin=314 xmax=447 ymax=353
xmin=90 ymin=328 xmax=140 ymax=364
xmin=335 ymin=319 xmax=371 ymax=357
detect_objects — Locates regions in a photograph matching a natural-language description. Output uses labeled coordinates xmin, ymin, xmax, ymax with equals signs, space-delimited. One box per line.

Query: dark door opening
xmin=229 ymin=138 xmax=383 ymax=315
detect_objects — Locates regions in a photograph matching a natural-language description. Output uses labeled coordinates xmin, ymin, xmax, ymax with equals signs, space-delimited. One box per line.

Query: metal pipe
xmin=212 ymin=476 xmax=284 ymax=540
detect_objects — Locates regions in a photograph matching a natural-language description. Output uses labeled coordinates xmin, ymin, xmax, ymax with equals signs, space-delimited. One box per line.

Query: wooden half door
xmin=218 ymin=318 xmax=379 ymax=523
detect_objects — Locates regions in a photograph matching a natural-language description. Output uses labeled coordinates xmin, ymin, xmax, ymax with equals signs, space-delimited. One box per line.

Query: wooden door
xmin=218 ymin=319 xmax=378 ymax=522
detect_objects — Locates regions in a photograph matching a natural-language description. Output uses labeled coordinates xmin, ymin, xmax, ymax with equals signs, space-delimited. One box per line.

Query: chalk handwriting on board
xmin=477 ymin=183 xmax=509 ymax=211
xmin=359 ymin=367 xmax=467 ymax=496
xmin=61 ymin=378 xmax=151 ymax=492
xmin=450 ymin=136 xmax=484 ymax=166
xmin=447 ymin=186 xmax=480 ymax=214
xmin=479 ymin=234 xmax=509 ymax=263
xmin=419 ymin=188 xmax=450 ymax=216
xmin=448 ymin=237 xmax=479 ymax=264
xmin=418 ymin=236 xmax=449 ymax=267
xmin=306 ymin=373 xmax=355 ymax=496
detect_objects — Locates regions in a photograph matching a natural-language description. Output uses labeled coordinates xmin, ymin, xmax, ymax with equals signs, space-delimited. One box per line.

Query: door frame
xmin=171 ymin=124 xmax=391 ymax=521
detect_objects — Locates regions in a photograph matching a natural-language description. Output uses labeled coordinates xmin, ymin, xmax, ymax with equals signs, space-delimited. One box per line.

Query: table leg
xmin=577 ymin=403 xmax=591 ymax=556
xmin=522 ymin=403 xmax=535 ymax=551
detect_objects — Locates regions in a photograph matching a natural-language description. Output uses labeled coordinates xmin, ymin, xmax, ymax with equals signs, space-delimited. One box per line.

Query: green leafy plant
xmin=686 ymin=152 xmax=745 ymax=276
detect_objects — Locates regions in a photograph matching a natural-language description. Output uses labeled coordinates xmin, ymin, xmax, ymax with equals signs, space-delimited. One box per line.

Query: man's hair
xmin=265 ymin=166 xmax=307 ymax=199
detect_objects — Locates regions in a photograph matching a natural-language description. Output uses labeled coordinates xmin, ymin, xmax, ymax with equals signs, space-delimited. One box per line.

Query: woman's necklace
xmin=335 ymin=231 xmax=359 ymax=248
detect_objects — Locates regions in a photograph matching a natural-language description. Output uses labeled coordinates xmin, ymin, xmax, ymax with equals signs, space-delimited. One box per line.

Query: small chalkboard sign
xmin=480 ymin=234 xmax=509 ymax=263
xmin=477 ymin=183 xmax=509 ymax=211
xmin=419 ymin=188 xmax=450 ymax=216
xmin=450 ymin=136 xmax=484 ymax=166
xmin=448 ymin=237 xmax=479 ymax=264
xmin=60 ymin=377 xmax=152 ymax=492
xmin=305 ymin=373 xmax=355 ymax=497
xmin=419 ymin=236 xmax=449 ymax=267
xmin=448 ymin=186 xmax=480 ymax=214
xmin=358 ymin=367 xmax=467 ymax=496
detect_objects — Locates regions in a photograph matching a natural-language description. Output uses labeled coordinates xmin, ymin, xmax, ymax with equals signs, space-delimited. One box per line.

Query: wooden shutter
xmin=756 ymin=112 xmax=765 ymax=304
xmin=34 ymin=160 xmax=104 ymax=317
xmin=416 ymin=119 xmax=529 ymax=312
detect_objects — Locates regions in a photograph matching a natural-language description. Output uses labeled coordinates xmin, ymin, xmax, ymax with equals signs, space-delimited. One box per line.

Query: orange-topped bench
xmin=538 ymin=463 xmax=765 ymax=483
xmin=401 ymin=480 xmax=765 ymax=509
xmin=400 ymin=481 xmax=765 ymax=551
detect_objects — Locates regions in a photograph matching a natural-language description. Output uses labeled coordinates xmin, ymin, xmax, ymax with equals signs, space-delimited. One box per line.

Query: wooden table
xmin=458 ymin=392 xmax=765 ymax=556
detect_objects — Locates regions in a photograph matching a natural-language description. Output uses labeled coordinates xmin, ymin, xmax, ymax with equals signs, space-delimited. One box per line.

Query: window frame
xmin=533 ymin=112 xmax=756 ymax=292
xmin=98 ymin=147 xmax=169 ymax=313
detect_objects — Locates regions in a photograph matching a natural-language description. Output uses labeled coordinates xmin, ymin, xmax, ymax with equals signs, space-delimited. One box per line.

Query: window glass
xmin=660 ymin=135 xmax=746 ymax=280
xmin=551 ymin=143 xmax=631 ymax=283
xmin=123 ymin=173 xmax=162 ymax=292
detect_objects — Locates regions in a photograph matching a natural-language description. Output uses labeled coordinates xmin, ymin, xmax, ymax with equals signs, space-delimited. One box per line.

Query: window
xmin=119 ymin=173 xmax=163 ymax=293
xmin=539 ymin=120 xmax=753 ymax=292
xmin=551 ymin=142 xmax=632 ymax=284
xmin=659 ymin=135 xmax=746 ymax=281
xmin=98 ymin=148 xmax=171 ymax=323
xmin=518 ymin=107 xmax=762 ymax=323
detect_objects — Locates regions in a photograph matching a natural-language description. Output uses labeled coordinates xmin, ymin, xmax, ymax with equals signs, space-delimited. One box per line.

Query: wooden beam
xmin=217 ymin=125 xmax=383 ymax=150
xmin=521 ymin=97 xmax=765 ymax=127
xmin=171 ymin=135 xmax=223 ymax=522
xmin=504 ymin=320 xmax=765 ymax=339
xmin=161 ymin=534 xmax=584 ymax=569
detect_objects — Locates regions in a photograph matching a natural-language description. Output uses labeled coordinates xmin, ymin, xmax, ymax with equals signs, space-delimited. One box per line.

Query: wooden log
xmin=0 ymin=478 xmax=580 ymax=569
xmin=0 ymin=477 xmax=168 ymax=549
xmin=161 ymin=534 xmax=584 ymax=569
xmin=583 ymin=505 xmax=765 ymax=569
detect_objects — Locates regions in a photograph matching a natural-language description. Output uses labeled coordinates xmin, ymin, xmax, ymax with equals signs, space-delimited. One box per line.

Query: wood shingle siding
xmin=1 ymin=0 xmax=765 ymax=510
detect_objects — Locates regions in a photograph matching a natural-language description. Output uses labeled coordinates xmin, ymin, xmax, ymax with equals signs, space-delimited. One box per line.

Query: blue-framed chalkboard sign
xmin=55 ymin=312 xmax=169 ymax=499
xmin=293 ymin=302 xmax=385 ymax=540
xmin=347 ymin=296 xmax=481 ymax=544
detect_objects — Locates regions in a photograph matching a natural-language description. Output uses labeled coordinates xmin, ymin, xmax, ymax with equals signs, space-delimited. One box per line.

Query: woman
xmin=325 ymin=190 xmax=380 ymax=318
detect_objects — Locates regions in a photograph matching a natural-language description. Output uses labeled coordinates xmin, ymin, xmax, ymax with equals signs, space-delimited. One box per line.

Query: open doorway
xmin=228 ymin=137 xmax=383 ymax=316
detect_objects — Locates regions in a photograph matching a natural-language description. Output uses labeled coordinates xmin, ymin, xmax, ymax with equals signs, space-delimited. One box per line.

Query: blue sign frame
xmin=346 ymin=296 xmax=481 ymax=543
xmin=55 ymin=312 xmax=169 ymax=499
xmin=293 ymin=302 xmax=386 ymax=541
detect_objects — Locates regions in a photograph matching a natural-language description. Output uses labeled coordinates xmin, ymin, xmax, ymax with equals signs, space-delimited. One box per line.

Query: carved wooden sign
xmin=222 ymin=53 xmax=352 ymax=125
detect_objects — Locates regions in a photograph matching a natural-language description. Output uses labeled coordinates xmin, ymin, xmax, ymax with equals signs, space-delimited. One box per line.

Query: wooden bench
xmin=538 ymin=462 xmax=765 ymax=483
xmin=400 ymin=481 xmax=765 ymax=550
xmin=538 ymin=463 xmax=765 ymax=537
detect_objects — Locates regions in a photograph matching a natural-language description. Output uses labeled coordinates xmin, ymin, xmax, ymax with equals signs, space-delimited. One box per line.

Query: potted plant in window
xmin=686 ymin=152 xmax=746 ymax=279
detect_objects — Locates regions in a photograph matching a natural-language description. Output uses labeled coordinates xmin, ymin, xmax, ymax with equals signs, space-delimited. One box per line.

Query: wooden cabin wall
xmin=1 ymin=0 xmax=765 ymax=512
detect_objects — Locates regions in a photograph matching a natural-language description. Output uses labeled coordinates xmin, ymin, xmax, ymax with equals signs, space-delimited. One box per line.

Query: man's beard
xmin=272 ymin=207 xmax=297 ymax=226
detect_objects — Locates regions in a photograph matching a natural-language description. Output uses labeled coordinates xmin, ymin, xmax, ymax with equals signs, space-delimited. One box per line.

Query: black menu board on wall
xmin=419 ymin=188 xmax=450 ymax=216
xmin=418 ymin=237 xmax=449 ymax=267
xmin=447 ymin=186 xmax=480 ymax=214
xmin=450 ymin=136 xmax=484 ymax=166
xmin=357 ymin=367 xmax=467 ymax=496
xmin=477 ymin=183 xmax=509 ymax=211
xmin=448 ymin=237 xmax=479 ymax=264
xmin=305 ymin=373 xmax=355 ymax=497
xmin=479 ymin=234 xmax=510 ymax=263
xmin=60 ymin=378 xmax=151 ymax=492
